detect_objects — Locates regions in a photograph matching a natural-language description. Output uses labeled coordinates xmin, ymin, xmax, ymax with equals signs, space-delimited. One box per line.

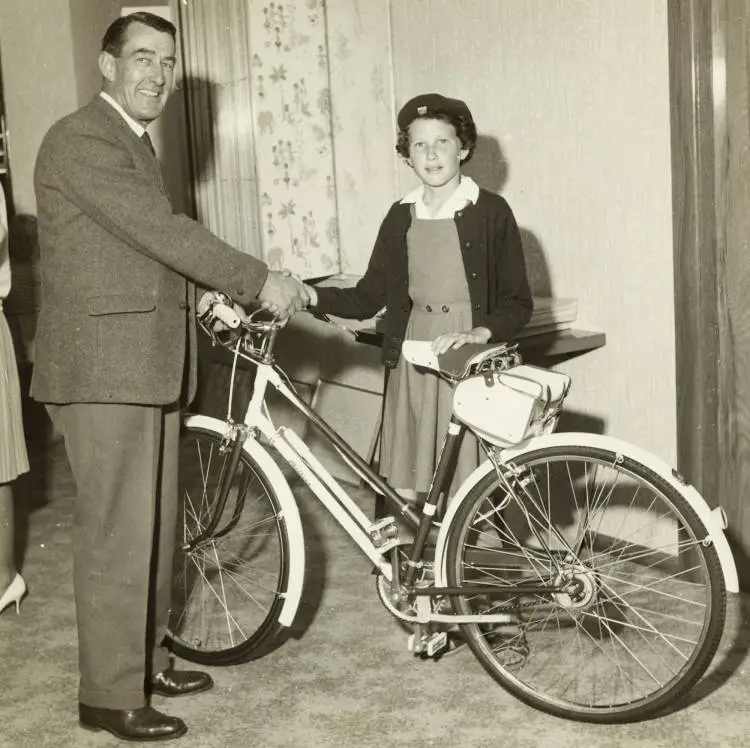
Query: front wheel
xmin=444 ymin=443 xmax=726 ymax=722
xmin=165 ymin=423 xmax=304 ymax=665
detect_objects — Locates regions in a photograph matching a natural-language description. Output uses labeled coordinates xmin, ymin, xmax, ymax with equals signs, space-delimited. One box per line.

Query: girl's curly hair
xmin=395 ymin=112 xmax=478 ymax=164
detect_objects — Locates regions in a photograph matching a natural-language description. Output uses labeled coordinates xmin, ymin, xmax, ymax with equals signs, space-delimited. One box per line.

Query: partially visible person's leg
xmin=150 ymin=403 xmax=179 ymax=676
xmin=0 ymin=483 xmax=16 ymax=594
xmin=0 ymin=483 xmax=16 ymax=591
xmin=52 ymin=402 xmax=162 ymax=710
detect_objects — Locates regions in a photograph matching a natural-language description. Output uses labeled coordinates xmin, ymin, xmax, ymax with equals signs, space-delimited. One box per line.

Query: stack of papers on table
xmin=515 ymin=297 xmax=578 ymax=339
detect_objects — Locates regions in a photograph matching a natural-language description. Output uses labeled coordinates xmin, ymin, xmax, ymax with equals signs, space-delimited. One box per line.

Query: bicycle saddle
xmin=401 ymin=340 xmax=517 ymax=379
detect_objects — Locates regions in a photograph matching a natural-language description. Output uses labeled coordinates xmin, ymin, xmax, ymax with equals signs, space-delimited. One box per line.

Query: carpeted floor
xmin=2 ymin=433 xmax=750 ymax=748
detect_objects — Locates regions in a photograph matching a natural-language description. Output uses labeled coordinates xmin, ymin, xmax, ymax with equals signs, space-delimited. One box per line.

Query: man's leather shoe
xmin=79 ymin=703 xmax=187 ymax=741
xmin=149 ymin=667 xmax=214 ymax=697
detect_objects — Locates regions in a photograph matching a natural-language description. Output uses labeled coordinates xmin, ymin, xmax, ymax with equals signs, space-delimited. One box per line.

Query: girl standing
xmin=307 ymin=93 xmax=532 ymax=499
xmin=0 ymin=181 xmax=29 ymax=614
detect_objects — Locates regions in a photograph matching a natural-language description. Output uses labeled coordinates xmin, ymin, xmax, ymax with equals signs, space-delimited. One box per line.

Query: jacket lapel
xmin=87 ymin=96 xmax=169 ymax=196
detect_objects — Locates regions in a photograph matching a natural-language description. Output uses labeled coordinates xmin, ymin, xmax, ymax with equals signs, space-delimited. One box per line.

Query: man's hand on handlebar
xmin=257 ymin=269 xmax=310 ymax=320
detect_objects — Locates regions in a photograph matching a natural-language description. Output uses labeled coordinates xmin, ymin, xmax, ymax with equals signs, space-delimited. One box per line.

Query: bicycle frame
xmin=177 ymin=304 xmax=738 ymax=721
xmin=200 ymin=334 xmax=571 ymax=625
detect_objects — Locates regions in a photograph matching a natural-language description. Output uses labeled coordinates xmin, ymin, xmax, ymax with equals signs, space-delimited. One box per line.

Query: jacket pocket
xmin=87 ymin=293 xmax=157 ymax=316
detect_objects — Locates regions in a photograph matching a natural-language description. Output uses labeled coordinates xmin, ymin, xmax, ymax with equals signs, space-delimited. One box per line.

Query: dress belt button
xmin=425 ymin=304 xmax=432 ymax=312
xmin=441 ymin=305 xmax=449 ymax=313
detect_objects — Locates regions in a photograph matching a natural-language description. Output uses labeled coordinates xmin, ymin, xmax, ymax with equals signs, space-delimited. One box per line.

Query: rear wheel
xmin=444 ymin=444 xmax=726 ymax=722
xmin=166 ymin=425 xmax=299 ymax=665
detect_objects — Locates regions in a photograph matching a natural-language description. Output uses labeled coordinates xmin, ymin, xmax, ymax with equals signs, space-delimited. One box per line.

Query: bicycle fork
xmin=183 ymin=421 xmax=249 ymax=551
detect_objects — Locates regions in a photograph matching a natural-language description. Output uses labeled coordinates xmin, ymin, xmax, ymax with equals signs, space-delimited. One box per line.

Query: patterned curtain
xmin=176 ymin=0 xmax=341 ymax=278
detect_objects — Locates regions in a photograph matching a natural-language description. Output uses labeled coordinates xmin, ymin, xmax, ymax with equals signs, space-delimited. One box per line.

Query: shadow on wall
xmin=463 ymin=134 xmax=553 ymax=298
xmin=462 ymin=133 xmax=508 ymax=194
xmin=172 ymin=76 xmax=221 ymax=187
xmin=556 ymin=410 xmax=606 ymax=434
xmin=156 ymin=77 xmax=213 ymax=218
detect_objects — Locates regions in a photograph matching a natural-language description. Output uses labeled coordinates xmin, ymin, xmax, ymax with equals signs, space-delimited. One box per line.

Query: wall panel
xmin=0 ymin=0 xmax=78 ymax=215
xmin=389 ymin=0 xmax=678 ymax=462
xmin=325 ymin=0 xmax=398 ymax=274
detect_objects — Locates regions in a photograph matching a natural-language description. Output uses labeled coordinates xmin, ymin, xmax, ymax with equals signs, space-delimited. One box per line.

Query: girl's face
xmin=407 ymin=118 xmax=468 ymax=190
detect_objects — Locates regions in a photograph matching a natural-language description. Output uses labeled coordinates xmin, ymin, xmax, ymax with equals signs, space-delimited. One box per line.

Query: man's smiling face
xmin=99 ymin=21 xmax=176 ymax=126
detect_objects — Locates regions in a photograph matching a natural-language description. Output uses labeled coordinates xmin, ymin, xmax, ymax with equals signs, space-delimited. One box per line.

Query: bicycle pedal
xmin=407 ymin=631 xmax=448 ymax=657
xmin=368 ymin=517 xmax=400 ymax=552
xmin=425 ymin=631 xmax=448 ymax=657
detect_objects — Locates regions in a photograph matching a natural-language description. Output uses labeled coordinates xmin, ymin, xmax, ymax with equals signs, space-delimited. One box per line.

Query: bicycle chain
xmin=479 ymin=596 xmax=543 ymax=612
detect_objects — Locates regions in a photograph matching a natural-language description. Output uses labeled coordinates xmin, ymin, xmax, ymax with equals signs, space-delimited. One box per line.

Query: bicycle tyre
xmin=166 ymin=424 xmax=303 ymax=665
xmin=444 ymin=442 xmax=726 ymax=722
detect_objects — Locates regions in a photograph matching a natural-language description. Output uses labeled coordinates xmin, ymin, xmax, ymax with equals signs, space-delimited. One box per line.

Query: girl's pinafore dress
xmin=379 ymin=205 xmax=479 ymax=497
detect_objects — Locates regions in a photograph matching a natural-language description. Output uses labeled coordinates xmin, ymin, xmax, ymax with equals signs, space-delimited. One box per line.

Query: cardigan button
xmin=464 ymin=241 xmax=471 ymax=248
xmin=470 ymin=272 xmax=478 ymax=279
xmin=473 ymin=304 xmax=480 ymax=310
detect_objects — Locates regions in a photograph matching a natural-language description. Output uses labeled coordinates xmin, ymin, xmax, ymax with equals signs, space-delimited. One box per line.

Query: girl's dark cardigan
xmin=314 ymin=189 xmax=533 ymax=368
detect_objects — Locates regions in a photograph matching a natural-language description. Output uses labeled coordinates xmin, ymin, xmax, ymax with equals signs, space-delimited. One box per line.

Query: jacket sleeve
xmin=482 ymin=200 xmax=533 ymax=342
xmin=312 ymin=206 xmax=396 ymax=320
xmin=35 ymin=123 xmax=268 ymax=307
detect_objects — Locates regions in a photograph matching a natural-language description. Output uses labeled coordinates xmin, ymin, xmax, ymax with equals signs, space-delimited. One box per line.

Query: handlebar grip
xmin=212 ymin=303 xmax=241 ymax=329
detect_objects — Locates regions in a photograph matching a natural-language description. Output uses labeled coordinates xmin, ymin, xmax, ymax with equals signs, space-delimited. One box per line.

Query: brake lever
xmin=307 ymin=309 xmax=358 ymax=338
xmin=308 ymin=309 xmax=333 ymax=324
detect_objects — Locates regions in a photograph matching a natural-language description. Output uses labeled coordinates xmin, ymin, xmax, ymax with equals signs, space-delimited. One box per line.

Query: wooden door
xmin=670 ymin=0 xmax=750 ymax=587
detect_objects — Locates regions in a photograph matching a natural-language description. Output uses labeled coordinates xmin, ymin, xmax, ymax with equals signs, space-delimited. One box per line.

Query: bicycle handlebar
xmin=197 ymin=291 xmax=521 ymax=380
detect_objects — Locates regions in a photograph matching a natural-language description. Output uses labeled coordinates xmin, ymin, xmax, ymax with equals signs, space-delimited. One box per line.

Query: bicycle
xmin=166 ymin=291 xmax=739 ymax=723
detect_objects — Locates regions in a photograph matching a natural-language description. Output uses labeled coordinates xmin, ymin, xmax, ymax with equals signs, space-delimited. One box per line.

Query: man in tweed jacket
xmin=32 ymin=12 xmax=307 ymax=742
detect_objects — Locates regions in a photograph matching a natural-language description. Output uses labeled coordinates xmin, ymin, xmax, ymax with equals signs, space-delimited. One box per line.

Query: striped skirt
xmin=0 ymin=306 xmax=29 ymax=483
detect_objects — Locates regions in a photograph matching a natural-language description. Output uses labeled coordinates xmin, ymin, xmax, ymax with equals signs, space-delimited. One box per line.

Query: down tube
xmin=259 ymin=422 xmax=395 ymax=579
xmin=269 ymin=375 xmax=418 ymax=526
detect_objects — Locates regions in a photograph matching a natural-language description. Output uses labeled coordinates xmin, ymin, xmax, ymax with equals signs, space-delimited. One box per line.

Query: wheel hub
xmin=552 ymin=564 xmax=599 ymax=610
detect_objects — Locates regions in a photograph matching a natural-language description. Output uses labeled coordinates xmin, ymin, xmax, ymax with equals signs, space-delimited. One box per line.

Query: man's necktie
xmin=141 ymin=131 xmax=156 ymax=157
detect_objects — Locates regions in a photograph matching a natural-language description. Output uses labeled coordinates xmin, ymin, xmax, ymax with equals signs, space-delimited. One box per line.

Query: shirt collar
xmin=400 ymin=175 xmax=480 ymax=219
xmin=99 ymin=91 xmax=147 ymax=137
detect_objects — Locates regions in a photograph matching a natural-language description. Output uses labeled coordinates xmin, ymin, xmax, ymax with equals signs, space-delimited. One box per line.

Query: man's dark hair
xmin=101 ymin=12 xmax=177 ymax=56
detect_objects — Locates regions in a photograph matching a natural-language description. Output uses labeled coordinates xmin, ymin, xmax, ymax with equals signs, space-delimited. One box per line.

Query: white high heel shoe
xmin=0 ymin=573 xmax=26 ymax=615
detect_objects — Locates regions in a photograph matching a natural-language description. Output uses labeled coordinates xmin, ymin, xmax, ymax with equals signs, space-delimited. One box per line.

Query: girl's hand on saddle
xmin=431 ymin=327 xmax=491 ymax=355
